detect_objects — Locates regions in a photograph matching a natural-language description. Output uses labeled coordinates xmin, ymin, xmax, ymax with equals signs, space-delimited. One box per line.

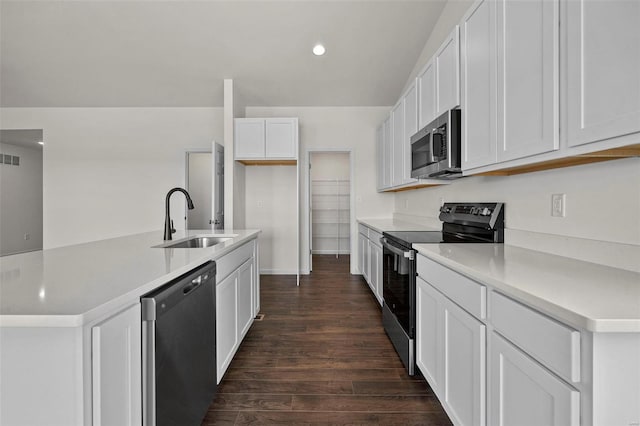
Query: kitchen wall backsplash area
xmin=393 ymin=157 xmax=640 ymax=271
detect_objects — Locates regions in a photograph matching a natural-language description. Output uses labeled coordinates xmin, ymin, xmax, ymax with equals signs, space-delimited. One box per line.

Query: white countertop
xmin=414 ymin=243 xmax=640 ymax=333
xmin=357 ymin=217 xmax=440 ymax=233
xmin=0 ymin=229 xmax=260 ymax=327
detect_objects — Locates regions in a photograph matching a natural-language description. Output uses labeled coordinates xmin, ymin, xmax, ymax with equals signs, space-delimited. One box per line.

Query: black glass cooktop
xmin=383 ymin=230 xmax=494 ymax=248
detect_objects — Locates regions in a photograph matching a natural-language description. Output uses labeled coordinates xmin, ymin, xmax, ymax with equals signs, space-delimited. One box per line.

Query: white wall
xmin=0 ymin=107 xmax=223 ymax=248
xmin=0 ymin=142 xmax=43 ymax=255
xmin=310 ymin=152 xmax=350 ymax=180
xmin=244 ymin=165 xmax=298 ymax=273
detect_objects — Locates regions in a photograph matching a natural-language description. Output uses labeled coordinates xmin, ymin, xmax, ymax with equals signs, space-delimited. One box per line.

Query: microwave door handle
xmin=432 ymin=130 xmax=443 ymax=159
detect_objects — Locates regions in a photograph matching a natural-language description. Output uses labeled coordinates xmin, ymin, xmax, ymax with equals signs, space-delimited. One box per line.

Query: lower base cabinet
xmin=91 ymin=303 xmax=142 ymax=426
xmin=358 ymin=224 xmax=383 ymax=306
xmin=216 ymin=240 xmax=260 ymax=383
xmin=416 ymin=276 xmax=485 ymax=426
xmin=489 ymin=332 xmax=580 ymax=426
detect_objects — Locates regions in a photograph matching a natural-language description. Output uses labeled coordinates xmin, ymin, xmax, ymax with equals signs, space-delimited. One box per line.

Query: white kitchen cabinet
xmin=234 ymin=118 xmax=265 ymax=159
xmin=435 ymin=26 xmax=461 ymax=114
xmin=91 ymin=303 xmax=142 ymax=426
xmin=392 ymin=99 xmax=405 ymax=187
xmin=418 ymin=27 xmax=460 ymax=131
xmin=369 ymin=238 xmax=383 ymax=306
xmin=416 ymin=277 xmax=444 ymax=392
xmin=461 ymin=0 xmax=497 ymax=170
xmin=234 ymin=117 xmax=298 ymax=160
xmin=216 ymin=239 xmax=259 ymax=383
xmin=415 ymin=273 xmax=485 ymax=426
xmin=442 ymin=296 xmax=486 ymax=426
xmin=462 ymin=0 xmax=558 ymax=170
xmin=402 ymin=82 xmax=419 ymax=186
xmin=418 ymin=60 xmax=437 ymax=129
xmin=376 ymin=124 xmax=384 ymax=191
xmin=496 ymin=0 xmax=559 ymax=162
xmin=237 ymin=259 xmax=254 ymax=340
xmin=564 ymin=0 xmax=640 ymax=148
xmin=489 ymin=332 xmax=580 ymax=426
xmin=216 ymin=271 xmax=238 ymax=382
xmin=382 ymin=115 xmax=393 ymax=189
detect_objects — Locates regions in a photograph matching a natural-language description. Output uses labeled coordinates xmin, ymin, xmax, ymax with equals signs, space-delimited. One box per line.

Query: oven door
xmin=381 ymin=238 xmax=415 ymax=338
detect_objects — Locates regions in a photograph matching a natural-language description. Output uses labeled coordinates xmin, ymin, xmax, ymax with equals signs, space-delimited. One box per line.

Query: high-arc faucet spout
xmin=164 ymin=187 xmax=195 ymax=241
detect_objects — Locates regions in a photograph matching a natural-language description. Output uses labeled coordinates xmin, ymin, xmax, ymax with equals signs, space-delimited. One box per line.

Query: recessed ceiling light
xmin=312 ymin=44 xmax=326 ymax=56
xmin=38 ymin=141 xmax=44 ymax=145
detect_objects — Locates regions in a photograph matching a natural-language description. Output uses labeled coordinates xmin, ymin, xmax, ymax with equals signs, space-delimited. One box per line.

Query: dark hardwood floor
xmin=202 ymin=255 xmax=452 ymax=425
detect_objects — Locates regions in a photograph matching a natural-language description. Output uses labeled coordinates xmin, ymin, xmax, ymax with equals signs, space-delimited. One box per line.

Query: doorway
xmin=0 ymin=129 xmax=43 ymax=256
xmin=308 ymin=151 xmax=352 ymax=272
xmin=185 ymin=143 xmax=224 ymax=230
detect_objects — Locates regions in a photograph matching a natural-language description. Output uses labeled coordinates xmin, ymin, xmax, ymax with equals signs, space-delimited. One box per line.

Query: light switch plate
xmin=551 ymin=194 xmax=566 ymax=217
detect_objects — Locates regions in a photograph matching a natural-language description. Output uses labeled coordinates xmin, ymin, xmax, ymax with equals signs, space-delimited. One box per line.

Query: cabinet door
xmin=382 ymin=115 xmax=392 ymax=188
xmin=265 ymin=118 xmax=297 ymax=158
xmin=443 ymin=298 xmax=486 ymax=426
xmin=237 ymin=259 xmax=254 ymax=340
xmin=496 ymin=0 xmax=559 ymax=161
xmin=391 ymin=100 xmax=405 ymax=187
xmin=416 ymin=277 xmax=444 ymax=394
xmin=490 ymin=333 xmax=580 ymax=426
xmin=461 ymin=0 xmax=497 ymax=170
xmin=403 ymin=82 xmax=419 ymax=185
xmin=235 ymin=119 xmax=265 ymax=159
xmin=252 ymin=241 xmax=260 ymax=316
xmin=368 ymin=242 xmax=382 ymax=305
xmin=436 ymin=26 xmax=461 ymax=113
xmin=376 ymin=125 xmax=384 ymax=191
xmin=371 ymin=243 xmax=383 ymax=306
xmin=216 ymin=272 xmax=238 ymax=383
xmin=418 ymin=60 xmax=437 ymax=129
xmin=91 ymin=304 xmax=142 ymax=426
xmin=565 ymin=0 xmax=640 ymax=147
xmin=358 ymin=233 xmax=366 ymax=278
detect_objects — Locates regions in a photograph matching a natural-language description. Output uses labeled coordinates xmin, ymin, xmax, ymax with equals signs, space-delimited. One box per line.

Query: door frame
xmin=303 ymin=149 xmax=355 ymax=274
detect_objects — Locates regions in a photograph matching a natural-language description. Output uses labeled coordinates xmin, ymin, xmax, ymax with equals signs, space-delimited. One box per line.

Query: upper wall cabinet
xmin=418 ymin=27 xmax=461 ymax=130
xmin=462 ymin=0 xmax=559 ymax=170
xmin=392 ymin=99 xmax=405 ymax=187
xmin=564 ymin=0 xmax=640 ymax=148
xmin=235 ymin=118 xmax=298 ymax=162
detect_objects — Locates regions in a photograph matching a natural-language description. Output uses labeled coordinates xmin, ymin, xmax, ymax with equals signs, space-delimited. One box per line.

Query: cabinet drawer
xmin=217 ymin=240 xmax=255 ymax=283
xmin=358 ymin=224 xmax=369 ymax=238
xmin=417 ymin=255 xmax=486 ymax=320
xmin=369 ymin=230 xmax=383 ymax=248
xmin=491 ymin=291 xmax=580 ymax=383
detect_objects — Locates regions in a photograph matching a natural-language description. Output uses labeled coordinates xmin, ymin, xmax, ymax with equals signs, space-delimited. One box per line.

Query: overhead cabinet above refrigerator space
xmin=234 ymin=118 xmax=298 ymax=164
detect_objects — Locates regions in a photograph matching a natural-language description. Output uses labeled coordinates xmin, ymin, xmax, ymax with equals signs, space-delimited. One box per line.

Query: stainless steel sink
xmin=157 ymin=236 xmax=232 ymax=248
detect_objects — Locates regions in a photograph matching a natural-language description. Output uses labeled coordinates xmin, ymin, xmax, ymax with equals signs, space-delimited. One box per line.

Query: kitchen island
xmin=0 ymin=229 xmax=260 ymax=426
xmin=413 ymin=243 xmax=640 ymax=426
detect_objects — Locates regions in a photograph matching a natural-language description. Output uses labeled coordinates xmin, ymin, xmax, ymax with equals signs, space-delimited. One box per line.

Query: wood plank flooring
xmin=201 ymin=255 xmax=452 ymax=425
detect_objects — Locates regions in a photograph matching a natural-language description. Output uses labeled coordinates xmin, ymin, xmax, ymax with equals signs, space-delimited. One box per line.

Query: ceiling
xmin=0 ymin=129 xmax=43 ymax=150
xmin=0 ymin=0 xmax=446 ymax=108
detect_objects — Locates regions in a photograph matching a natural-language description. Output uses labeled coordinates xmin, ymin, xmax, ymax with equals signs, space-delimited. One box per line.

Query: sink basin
xmin=158 ymin=236 xmax=232 ymax=249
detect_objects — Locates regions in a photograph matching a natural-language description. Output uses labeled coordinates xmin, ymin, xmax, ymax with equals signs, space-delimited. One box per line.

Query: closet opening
xmin=308 ymin=151 xmax=352 ymax=272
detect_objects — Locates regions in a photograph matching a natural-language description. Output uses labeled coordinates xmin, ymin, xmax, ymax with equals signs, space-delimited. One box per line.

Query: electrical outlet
xmin=257 ymin=200 xmax=263 ymax=208
xmin=24 ymin=233 xmax=30 ymax=241
xmin=551 ymin=194 xmax=566 ymax=217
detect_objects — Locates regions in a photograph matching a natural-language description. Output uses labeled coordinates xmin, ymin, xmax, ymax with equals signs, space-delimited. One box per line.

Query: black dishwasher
xmin=141 ymin=261 xmax=216 ymax=426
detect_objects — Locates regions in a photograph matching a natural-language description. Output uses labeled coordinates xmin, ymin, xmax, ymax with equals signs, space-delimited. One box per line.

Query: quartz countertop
xmin=357 ymin=218 xmax=440 ymax=233
xmin=414 ymin=243 xmax=640 ymax=333
xmin=0 ymin=229 xmax=260 ymax=327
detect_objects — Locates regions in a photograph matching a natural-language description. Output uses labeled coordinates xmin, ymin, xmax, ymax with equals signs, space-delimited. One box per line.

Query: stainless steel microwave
xmin=410 ymin=109 xmax=462 ymax=179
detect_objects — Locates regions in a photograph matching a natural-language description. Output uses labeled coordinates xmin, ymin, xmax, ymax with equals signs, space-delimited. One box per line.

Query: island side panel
xmin=0 ymin=326 xmax=85 ymax=425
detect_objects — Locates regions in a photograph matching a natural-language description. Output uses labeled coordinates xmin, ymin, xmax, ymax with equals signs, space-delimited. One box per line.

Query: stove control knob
xmin=481 ymin=207 xmax=491 ymax=216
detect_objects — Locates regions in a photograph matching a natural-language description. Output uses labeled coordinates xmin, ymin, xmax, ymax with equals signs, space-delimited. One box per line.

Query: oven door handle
xmin=381 ymin=238 xmax=415 ymax=260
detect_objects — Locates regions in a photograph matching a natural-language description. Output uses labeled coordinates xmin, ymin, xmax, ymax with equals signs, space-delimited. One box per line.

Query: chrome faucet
xmin=164 ymin=187 xmax=195 ymax=241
